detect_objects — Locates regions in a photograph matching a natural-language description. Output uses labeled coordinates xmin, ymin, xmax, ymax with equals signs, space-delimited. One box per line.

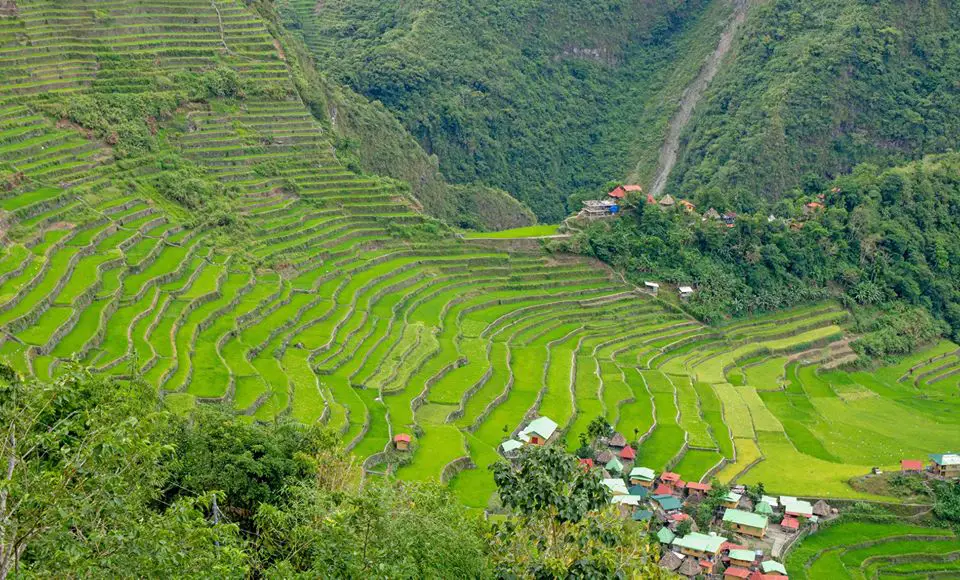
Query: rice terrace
xmin=0 ymin=0 xmax=959 ymax=576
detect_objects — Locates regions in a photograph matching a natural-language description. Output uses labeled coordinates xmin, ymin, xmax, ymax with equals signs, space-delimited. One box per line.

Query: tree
xmin=254 ymin=480 xmax=489 ymax=577
xmin=492 ymin=445 xmax=609 ymax=523
xmin=489 ymin=445 xmax=667 ymax=578
xmin=675 ymin=518 xmax=693 ymax=537
xmin=746 ymin=482 xmax=766 ymax=504
xmin=164 ymin=404 xmax=329 ymax=526
xmin=0 ymin=366 xmax=245 ymax=578
xmin=586 ymin=416 xmax=614 ymax=446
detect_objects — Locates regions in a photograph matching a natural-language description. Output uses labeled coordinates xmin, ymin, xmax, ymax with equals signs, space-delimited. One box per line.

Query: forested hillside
xmin=286 ymin=0 xmax=730 ymax=222
xmin=666 ymin=0 xmax=960 ymax=209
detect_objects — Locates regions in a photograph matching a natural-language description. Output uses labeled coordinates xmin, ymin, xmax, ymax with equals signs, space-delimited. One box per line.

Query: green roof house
xmin=728 ymin=549 xmax=756 ymax=566
xmin=629 ymin=466 xmax=656 ymax=486
xmin=633 ymin=509 xmax=653 ymax=522
xmin=656 ymin=526 xmax=676 ymax=544
xmin=605 ymin=456 xmax=624 ymax=474
xmin=652 ymin=494 xmax=682 ymax=512
xmin=755 ymin=501 xmax=773 ymax=515
xmin=518 ymin=416 xmax=558 ymax=445
xmin=761 ymin=560 xmax=788 ymax=575
xmin=723 ymin=508 xmax=768 ymax=538
xmin=671 ymin=532 xmax=726 ymax=558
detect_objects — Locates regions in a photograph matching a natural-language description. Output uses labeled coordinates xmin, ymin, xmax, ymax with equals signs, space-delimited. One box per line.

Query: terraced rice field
xmin=786 ymin=521 xmax=960 ymax=579
xmin=0 ymin=0 xmax=957 ymax=510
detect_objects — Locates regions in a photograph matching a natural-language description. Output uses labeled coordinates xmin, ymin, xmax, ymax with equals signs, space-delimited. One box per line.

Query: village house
xmin=653 ymin=494 xmax=683 ymax=514
xmin=784 ymin=500 xmax=813 ymax=519
xmin=728 ymin=548 xmax=757 ymax=569
xmin=929 ymin=453 xmax=960 ymax=479
xmin=754 ymin=501 xmax=773 ymax=516
xmin=749 ymin=573 xmax=789 ymax=580
xmin=671 ymin=532 xmax=727 ymax=561
xmin=608 ymin=432 xmax=628 ymax=449
xmin=577 ymin=458 xmax=594 ymax=470
xmin=678 ymin=199 xmax=696 ymax=213
xmin=644 ymin=281 xmax=660 ymax=295
xmin=658 ymin=551 xmax=683 ymax=574
xmin=518 ymin=416 xmax=558 ymax=445
xmin=678 ymin=286 xmax=695 ymax=300
xmin=607 ymin=184 xmax=643 ymax=200
xmin=685 ymin=481 xmax=712 ymax=499
xmin=659 ymin=471 xmax=682 ymax=490
xmin=723 ymin=509 xmax=768 ymax=538
xmin=812 ymin=500 xmax=832 ymax=519
xmin=678 ymin=556 xmax=703 ymax=578
xmin=633 ymin=509 xmax=654 ymax=523
xmin=780 ymin=516 xmax=800 ymax=533
xmin=628 ymin=485 xmax=649 ymax=498
xmin=725 ymin=566 xmax=751 ymax=579
xmin=394 ymin=433 xmax=412 ymax=451
xmin=803 ymin=201 xmax=824 ymax=215
xmin=499 ymin=439 xmax=523 ymax=457
xmin=580 ymin=199 xmax=619 ymax=220
xmin=653 ymin=483 xmax=674 ymax=496
xmin=722 ymin=212 xmax=737 ymax=226
xmin=722 ymin=491 xmax=742 ymax=509
xmin=760 ymin=560 xmax=788 ymax=576
xmin=620 ymin=444 xmax=636 ymax=461
xmin=658 ymin=194 xmax=676 ymax=209
xmin=761 ymin=495 xmax=779 ymax=510
xmin=901 ymin=459 xmax=924 ymax=473
xmin=602 ymin=478 xmax=629 ymax=496
xmin=605 ymin=456 xmax=624 ymax=475
xmin=704 ymin=207 xmax=721 ymax=221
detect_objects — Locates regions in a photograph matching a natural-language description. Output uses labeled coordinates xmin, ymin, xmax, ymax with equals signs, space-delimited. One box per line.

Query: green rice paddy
xmin=0 ymin=0 xmax=955 ymax=515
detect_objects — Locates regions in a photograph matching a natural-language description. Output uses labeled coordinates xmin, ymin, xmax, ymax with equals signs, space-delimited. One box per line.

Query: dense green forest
xmin=0 ymin=368 xmax=665 ymax=578
xmin=667 ymin=0 xmax=960 ymax=209
xmin=569 ymin=153 xmax=960 ymax=357
xmin=285 ymin=0 xmax=729 ymax=222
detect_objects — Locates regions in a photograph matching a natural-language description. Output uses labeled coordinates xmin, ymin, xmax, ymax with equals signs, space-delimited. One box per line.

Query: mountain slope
xmin=288 ymin=0 xmax=727 ymax=222
xmin=666 ymin=0 xmax=960 ymax=208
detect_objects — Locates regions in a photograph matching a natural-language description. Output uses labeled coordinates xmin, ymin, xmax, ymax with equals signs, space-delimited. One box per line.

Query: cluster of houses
xmin=577 ymin=184 xmax=829 ymax=231
xmin=604 ymin=466 xmax=829 ymax=579
xmin=496 ymin=419 xmax=960 ymax=578
xmin=901 ymin=453 xmax=960 ymax=479
xmin=499 ymin=417 xmax=835 ymax=579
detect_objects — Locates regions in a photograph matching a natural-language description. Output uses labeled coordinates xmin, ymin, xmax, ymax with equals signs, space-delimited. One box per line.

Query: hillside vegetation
xmin=0 ymin=0 xmax=958 ymax=560
xmin=286 ymin=0 xmax=731 ymax=222
xmin=667 ymin=0 xmax=960 ymax=208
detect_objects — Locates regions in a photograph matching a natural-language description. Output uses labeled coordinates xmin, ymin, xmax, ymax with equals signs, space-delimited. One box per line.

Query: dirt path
xmin=649 ymin=0 xmax=750 ymax=198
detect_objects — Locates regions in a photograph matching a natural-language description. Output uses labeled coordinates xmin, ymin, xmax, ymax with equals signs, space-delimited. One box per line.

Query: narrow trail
xmin=649 ymin=0 xmax=750 ymax=198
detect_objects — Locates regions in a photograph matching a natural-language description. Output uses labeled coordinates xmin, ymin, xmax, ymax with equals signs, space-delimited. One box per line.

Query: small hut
xmin=813 ymin=499 xmax=832 ymax=518
xmin=658 ymin=194 xmax=676 ymax=209
xmin=658 ymin=551 xmax=682 ymax=572
xmin=678 ymin=557 xmax=701 ymax=578
xmin=394 ymin=433 xmax=412 ymax=451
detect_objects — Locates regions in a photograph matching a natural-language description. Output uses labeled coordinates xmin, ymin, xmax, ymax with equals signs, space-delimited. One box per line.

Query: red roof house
xmin=686 ymin=482 xmax=712 ymax=493
xmin=620 ymin=445 xmax=636 ymax=460
xmin=608 ymin=186 xmax=627 ymax=199
xmin=394 ymin=433 xmax=412 ymax=451
xmin=781 ymin=516 xmax=800 ymax=531
xmin=653 ymin=484 xmax=674 ymax=496
xmin=660 ymin=472 xmax=681 ymax=484
xmin=725 ymin=567 xmax=751 ymax=579
xmin=608 ymin=185 xmax=642 ymax=199
xmin=901 ymin=459 xmax=923 ymax=472
xmin=748 ymin=574 xmax=789 ymax=580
